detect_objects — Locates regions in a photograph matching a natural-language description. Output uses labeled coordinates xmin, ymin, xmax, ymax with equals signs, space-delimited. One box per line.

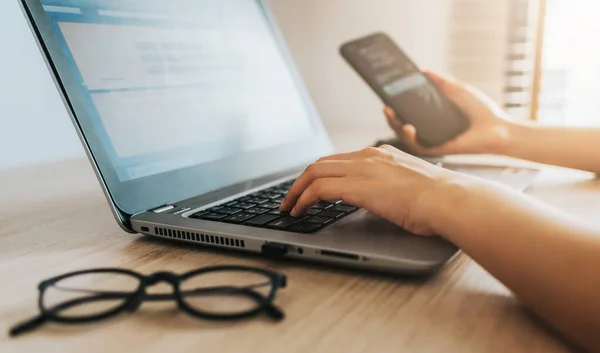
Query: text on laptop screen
xmin=40 ymin=0 xmax=317 ymax=182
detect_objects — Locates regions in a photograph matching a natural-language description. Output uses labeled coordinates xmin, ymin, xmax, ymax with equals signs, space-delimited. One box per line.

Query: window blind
xmin=448 ymin=0 xmax=540 ymax=120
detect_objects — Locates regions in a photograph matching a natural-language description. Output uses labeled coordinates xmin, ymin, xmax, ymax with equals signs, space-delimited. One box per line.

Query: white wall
xmin=0 ymin=0 xmax=450 ymax=169
xmin=0 ymin=0 xmax=83 ymax=170
xmin=269 ymin=0 xmax=451 ymax=132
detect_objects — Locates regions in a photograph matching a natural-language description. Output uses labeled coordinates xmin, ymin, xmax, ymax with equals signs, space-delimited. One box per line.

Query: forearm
xmin=430 ymin=179 xmax=600 ymax=352
xmin=502 ymin=122 xmax=600 ymax=174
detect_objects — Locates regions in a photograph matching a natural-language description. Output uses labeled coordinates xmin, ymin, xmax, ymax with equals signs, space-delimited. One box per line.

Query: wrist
xmin=492 ymin=119 xmax=530 ymax=156
xmin=418 ymin=172 xmax=491 ymax=242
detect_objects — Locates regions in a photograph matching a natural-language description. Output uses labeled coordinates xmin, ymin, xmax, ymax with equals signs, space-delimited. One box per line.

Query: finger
xmin=391 ymin=124 xmax=426 ymax=155
xmin=423 ymin=70 xmax=447 ymax=85
xmin=400 ymin=125 xmax=450 ymax=156
xmin=423 ymin=70 xmax=460 ymax=89
xmin=384 ymin=107 xmax=404 ymax=135
xmin=385 ymin=106 xmax=407 ymax=127
xmin=423 ymin=70 xmax=469 ymax=102
xmin=384 ymin=106 xmax=396 ymax=120
xmin=290 ymin=177 xmax=367 ymax=216
xmin=384 ymin=108 xmax=447 ymax=156
xmin=384 ymin=106 xmax=453 ymax=156
xmin=281 ymin=161 xmax=363 ymax=211
xmin=400 ymin=125 xmax=422 ymax=150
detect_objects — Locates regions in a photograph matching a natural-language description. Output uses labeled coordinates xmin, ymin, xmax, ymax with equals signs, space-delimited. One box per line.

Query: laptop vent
xmin=154 ymin=227 xmax=246 ymax=249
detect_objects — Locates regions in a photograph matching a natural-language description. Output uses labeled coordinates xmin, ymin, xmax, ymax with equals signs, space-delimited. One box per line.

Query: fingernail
xmin=290 ymin=207 xmax=297 ymax=216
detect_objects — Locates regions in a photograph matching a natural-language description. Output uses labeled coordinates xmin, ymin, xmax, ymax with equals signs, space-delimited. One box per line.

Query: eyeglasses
xmin=10 ymin=265 xmax=287 ymax=337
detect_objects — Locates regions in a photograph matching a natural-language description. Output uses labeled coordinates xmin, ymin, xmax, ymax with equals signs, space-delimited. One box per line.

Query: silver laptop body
xmin=21 ymin=0 xmax=535 ymax=275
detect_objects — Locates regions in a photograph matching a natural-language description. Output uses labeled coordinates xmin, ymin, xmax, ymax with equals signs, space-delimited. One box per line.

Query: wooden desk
xmin=1 ymin=130 xmax=598 ymax=353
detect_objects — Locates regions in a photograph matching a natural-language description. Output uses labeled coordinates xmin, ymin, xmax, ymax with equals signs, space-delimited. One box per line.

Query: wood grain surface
xmin=1 ymin=130 xmax=597 ymax=353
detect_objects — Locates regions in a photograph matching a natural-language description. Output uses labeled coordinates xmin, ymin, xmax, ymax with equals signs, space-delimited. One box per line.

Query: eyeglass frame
xmin=10 ymin=265 xmax=287 ymax=337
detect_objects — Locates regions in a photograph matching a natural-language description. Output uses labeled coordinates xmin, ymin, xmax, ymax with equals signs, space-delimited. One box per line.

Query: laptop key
xmin=223 ymin=213 xmax=256 ymax=224
xmin=201 ymin=213 xmax=227 ymax=221
xmin=214 ymin=207 xmax=243 ymax=215
xmin=193 ymin=180 xmax=346 ymax=232
xmin=289 ymin=222 xmax=322 ymax=233
xmin=307 ymin=207 xmax=322 ymax=215
xmin=268 ymin=208 xmax=289 ymax=216
xmin=247 ymin=207 xmax=270 ymax=215
xmin=307 ymin=216 xmax=334 ymax=225
xmin=311 ymin=201 xmax=333 ymax=210
xmin=332 ymin=205 xmax=357 ymax=213
xmin=268 ymin=216 xmax=307 ymax=230
xmin=247 ymin=198 xmax=269 ymax=205
xmin=245 ymin=214 xmax=280 ymax=226
xmin=189 ymin=211 xmax=209 ymax=219
xmin=261 ymin=202 xmax=280 ymax=210
xmin=234 ymin=202 xmax=256 ymax=210
xmin=318 ymin=210 xmax=345 ymax=219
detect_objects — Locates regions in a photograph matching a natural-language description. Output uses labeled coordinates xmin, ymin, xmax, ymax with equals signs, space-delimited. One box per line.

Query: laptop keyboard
xmin=188 ymin=180 xmax=358 ymax=233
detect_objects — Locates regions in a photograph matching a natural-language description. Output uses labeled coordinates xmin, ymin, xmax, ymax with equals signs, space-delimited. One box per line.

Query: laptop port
xmin=261 ymin=243 xmax=288 ymax=258
xmin=320 ymin=250 xmax=360 ymax=261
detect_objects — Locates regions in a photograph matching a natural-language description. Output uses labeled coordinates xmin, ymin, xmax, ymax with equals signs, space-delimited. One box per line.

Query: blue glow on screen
xmin=40 ymin=0 xmax=316 ymax=181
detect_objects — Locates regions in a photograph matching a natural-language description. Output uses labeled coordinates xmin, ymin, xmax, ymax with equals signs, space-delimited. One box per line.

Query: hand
xmin=280 ymin=145 xmax=468 ymax=236
xmin=385 ymin=71 xmax=514 ymax=156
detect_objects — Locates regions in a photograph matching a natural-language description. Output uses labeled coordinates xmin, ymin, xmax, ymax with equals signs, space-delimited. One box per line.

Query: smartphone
xmin=340 ymin=32 xmax=470 ymax=147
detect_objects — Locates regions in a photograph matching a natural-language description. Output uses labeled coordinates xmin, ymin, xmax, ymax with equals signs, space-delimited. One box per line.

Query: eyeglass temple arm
xmin=9 ymin=292 xmax=131 ymax=337
xmin=264 ymin=304 xmax=285 ymax=320
xmin=9 ymin=314 xmax=47 ymax=337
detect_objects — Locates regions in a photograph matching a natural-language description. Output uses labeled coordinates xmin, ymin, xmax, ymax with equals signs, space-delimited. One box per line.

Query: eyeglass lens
xmin=180 ymin=270 xmax=274 ymax=315
xmin=43 ymin=272 xmax=140 ymax=318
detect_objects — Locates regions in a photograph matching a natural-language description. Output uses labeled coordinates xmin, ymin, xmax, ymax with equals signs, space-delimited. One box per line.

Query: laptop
xmin=20 ymin=0 xmax=537 ymax=275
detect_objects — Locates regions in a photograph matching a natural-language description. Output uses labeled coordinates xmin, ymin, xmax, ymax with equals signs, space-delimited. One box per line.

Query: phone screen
xmin=341 ymin=33 xmax=470 ymax=147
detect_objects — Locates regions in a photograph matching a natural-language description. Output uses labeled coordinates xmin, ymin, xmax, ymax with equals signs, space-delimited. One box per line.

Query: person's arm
xmin=385 ymin=71 xmax=600 ymax=174
xmin=429 ymin=177 xmax=600 ymax=352
xmin=502 ymin=123 xmax=600 ymax=174
xmin=281 ymin=146 xmax=600 ymax=352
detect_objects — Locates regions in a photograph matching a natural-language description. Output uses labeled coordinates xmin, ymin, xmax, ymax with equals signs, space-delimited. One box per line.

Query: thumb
xmin=423 ymin=70 xmax=451 ymax=88
xmin=399 ymin=124 xmax=447 ymax=156
xmin=423 ymin=70 xmax=478 ymax=115
xmin=423 ymin=71 xmax=466 ymax=101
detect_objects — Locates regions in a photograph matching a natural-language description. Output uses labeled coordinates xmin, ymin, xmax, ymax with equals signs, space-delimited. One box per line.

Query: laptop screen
xmin=26 ymin=0 xmax=331 ymax=214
